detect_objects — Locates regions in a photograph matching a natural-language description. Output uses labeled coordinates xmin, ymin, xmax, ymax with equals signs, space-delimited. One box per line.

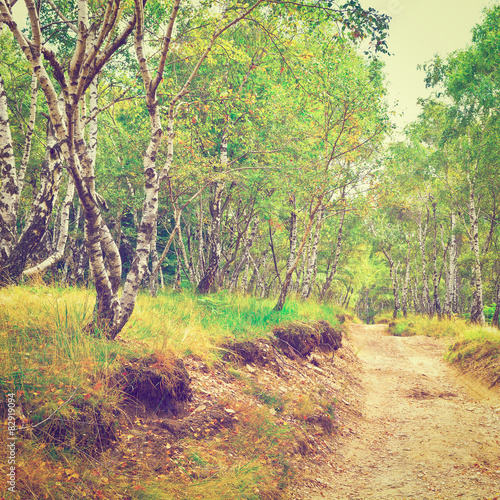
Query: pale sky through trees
xmin=360 ymin=0 xmax=496 ymax=132
xmin=10 ymin=0 xmax=495 ymax=132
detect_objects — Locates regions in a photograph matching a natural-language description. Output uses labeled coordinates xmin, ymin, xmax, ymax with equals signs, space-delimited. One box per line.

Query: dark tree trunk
xmin=0 ymin=123 xmax=63 ymax=285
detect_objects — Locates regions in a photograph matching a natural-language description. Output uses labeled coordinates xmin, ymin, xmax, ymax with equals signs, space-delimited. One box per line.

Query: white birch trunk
xmin=417 ymin=210 xmax=431 ymax=315
xmin=0 ymin=72 xmax=20 ymax=261
xmin=23 ymin=175 xmax=75 ymax=277
xmin=301 ymin=208 xmax=323 ymax=299
xmin=2 ymin=122 xmax=64 ymax=281
xmin=444 ymin=211 xmax=458 ymax=317
xmin=402 ymin=239 xmax=411 ymax=318
xmin=320 ymin=202 xmax=346 ymax=299
xmin=229 ymin=217 xmax=259 ymax=292
xmin=467 ymin=178 xmax=485 ymax=324
xmin=431 ymin=202 xmax=442 ymax=318
xmin=196 ymin=133 xmax=227 ymax=293
xmin=274 ymin=197 xmax=324 ymax=311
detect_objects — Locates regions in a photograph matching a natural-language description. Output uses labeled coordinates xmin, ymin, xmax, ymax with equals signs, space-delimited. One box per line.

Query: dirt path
xmin=299 ymin=324 xmax=500 ymax=500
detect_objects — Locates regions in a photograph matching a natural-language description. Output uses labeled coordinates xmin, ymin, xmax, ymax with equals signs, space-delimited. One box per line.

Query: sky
xmin=359 ymin=0 xmax=496 ymax=133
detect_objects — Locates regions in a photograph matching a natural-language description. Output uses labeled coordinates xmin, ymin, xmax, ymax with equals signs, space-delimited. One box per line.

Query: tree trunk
xmin=401 ymin=239 xmax=411 ymax=318
xmin=468 ymin=179 xmax=485 ymax=324
xmin=229 ymin=217 xmax=259 ymax=292
xmin=431 ymin=202 xmax=442 ymax=319
xmin=417 ymin=209 xmax=431 ymax=315
xmin=0 ymin=72 xmax=38 ymax=263
xmin=274 ymin=197 xmax=323 ymax=311
xmin=492 ymin=282 xmax=500 ymax=328
xmin=23 ymin=175 xmax=75 ymax=277
xmin=0 ymin=122 xmax=63 ymax=284
xmin=150 ymin=209 xmax=181 ymax=296
xmin=240 ymin=259 xmax=251 ymax=293
xmin=301 ymin=208 xmax=323 ymax=299
xmin=320 ymin=202 xmax=346 ymax=299
xmin=148 ymin=218 xmax=160 ymax=295
xmin=390 ymin=260 xmax=400 ymax=319
xmin=445 ymin=210 xmax=458 ymax=316
xmin=412 ymin=277 xmax=420 ymax=313
xmin=197 ymin=135 xmax=227 ymax=294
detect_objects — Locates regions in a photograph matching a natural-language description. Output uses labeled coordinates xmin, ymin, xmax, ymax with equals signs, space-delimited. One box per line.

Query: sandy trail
xmin=301 ymin=323 xmax=500 ymax=500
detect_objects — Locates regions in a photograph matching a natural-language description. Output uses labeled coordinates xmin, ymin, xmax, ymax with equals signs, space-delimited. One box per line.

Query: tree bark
xmin=320 ymin=201 xmax=346 ymax=299
xmin=467 ymin=178 xmax=485 ymax=324
xmin=23 ymin=175 xmax=75 ymax=277
xmin=0 ymin=72 xmax=37 ymax=263
xmin=1 ymin=121 xmax=63 ymax=284
xmin=197 ymin=134 xmax=227 ymax=294
xmin=431 ymin=202 xmax=442 ymax=319
xmin=274 ymin=197 xmax=323 ymax=311
xmin=417 ymin=207 xmax=431 ymax=315
xmin=382 ymin=248 xmax=400 ymax=319
xmin=492 ymin=281 xmax=500 ymax=328
xmin=301 ymin=207 xmax=323 ymax=299
xmin=401 ymin=239 xmax=411 ymax=318
xmin=444 ymin=210 xmax=458 ymax=317
xmin=229 ymin=217 xmax=259 ymax=292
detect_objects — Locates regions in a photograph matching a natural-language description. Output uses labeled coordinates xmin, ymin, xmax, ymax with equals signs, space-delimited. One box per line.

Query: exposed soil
xmin=295 ymin=323 xmax=500 ymax=500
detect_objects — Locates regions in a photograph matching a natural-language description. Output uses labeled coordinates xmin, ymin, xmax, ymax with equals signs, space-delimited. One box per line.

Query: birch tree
xmin=1 ymin=0 xmax=390 ymax=335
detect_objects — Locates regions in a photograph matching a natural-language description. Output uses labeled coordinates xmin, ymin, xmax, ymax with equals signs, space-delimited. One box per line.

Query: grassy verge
xmin=378 ymin=312 xmax=500 ymax=388
xmin=0 ymin=285 xmax=348 ymax=499
xmin=122 ymin=290 xmax=346 ymax=361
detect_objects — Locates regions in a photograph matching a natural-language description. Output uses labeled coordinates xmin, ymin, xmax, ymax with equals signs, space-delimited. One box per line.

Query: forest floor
xmin=295 ymin=324 xmax=500 ymax=500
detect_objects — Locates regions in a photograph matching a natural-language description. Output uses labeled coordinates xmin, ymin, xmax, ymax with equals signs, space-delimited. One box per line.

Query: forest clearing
xmin=1 ymin=0 xmax=500 ymax=498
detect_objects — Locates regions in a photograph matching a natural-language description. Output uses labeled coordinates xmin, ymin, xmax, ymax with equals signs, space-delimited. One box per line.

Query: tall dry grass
xmin=0 ymin=284 xmax=349 ymax=499
xmin=379 ymin=311 xmax=500 ymax=387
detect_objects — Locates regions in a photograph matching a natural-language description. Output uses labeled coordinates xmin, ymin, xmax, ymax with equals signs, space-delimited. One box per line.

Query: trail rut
xmin=298 ymin=324 xmax=500 ymax=500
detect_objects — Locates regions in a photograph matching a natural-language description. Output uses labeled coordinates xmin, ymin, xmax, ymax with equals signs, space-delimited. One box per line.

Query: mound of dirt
xmin=448 ymin=339 xmax=500 ymax=388
xmin=336 ymin=313 xmax=353 ymax=324
xmin=113 ymin=353 xmax=191 ymax=416
xmin=273 ymin=320 xmax=342 ymax=359
xmin=220 ymin=338 xmax=278 ymax=366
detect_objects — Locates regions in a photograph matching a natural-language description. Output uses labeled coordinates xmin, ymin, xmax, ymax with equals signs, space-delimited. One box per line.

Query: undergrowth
xmin=379 ymin=312 xmax=500 ymax=387
xmin=123 ymin=290 xmax=345 ymax=361
xmin=0 ymin=284 xmax=349 ymax=499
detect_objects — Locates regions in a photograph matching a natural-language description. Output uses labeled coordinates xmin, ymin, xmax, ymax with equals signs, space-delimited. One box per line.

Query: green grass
xmin=384 ymin=313 xmax=468 ymax=338
xmin=379 ymin=311 xmax=500 ymax=387
xmin=123 ymin=290 xmax=345 ymax=361
xmin=0 ymin=284 xmax=350 ymax=500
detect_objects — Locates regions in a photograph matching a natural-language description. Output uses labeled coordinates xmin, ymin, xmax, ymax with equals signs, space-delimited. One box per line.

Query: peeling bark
xmin=1 ymin=122 xmax=63 ymax=284
xmin=23 ymin=175 xmax=75 ymax=277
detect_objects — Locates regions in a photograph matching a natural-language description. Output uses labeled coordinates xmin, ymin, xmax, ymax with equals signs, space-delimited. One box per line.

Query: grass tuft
xmin=0 ymin=284 xmax=353 ymax=499
xmin=380 ymin=311 xmax=500 ymax=388
xmin=122 ymin=290 xmax=345 ymax=362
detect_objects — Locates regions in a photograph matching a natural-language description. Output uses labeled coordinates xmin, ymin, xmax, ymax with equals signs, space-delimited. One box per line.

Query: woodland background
xmin=0 ymin=0 xmax=499 ymax=332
